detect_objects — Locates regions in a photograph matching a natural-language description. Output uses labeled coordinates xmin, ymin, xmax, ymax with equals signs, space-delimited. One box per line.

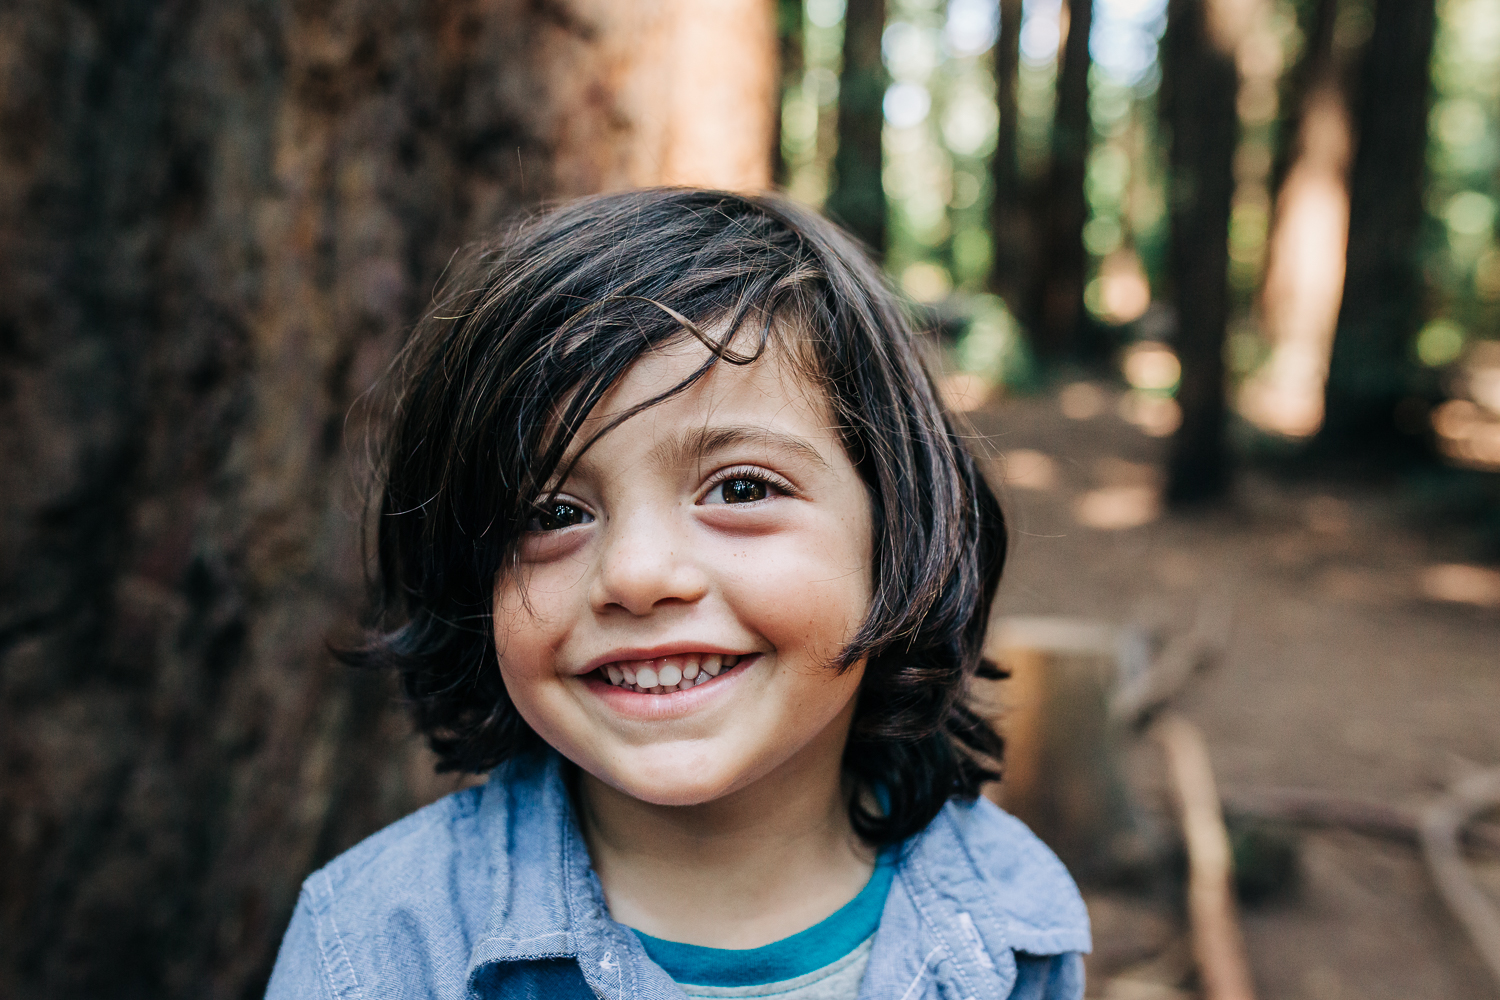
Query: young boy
xmin=267 ymin=189 xmax=1089 ymax=999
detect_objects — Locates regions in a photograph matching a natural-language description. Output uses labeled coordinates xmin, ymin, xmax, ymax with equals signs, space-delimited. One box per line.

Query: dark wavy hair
xmin=348 ymin=188 xmax=1007 ymax=845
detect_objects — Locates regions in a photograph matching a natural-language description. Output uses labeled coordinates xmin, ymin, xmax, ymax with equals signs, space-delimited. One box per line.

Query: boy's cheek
xmin=722 ymin=557 xmax=871 ymax=639
xmin=493 ymin=569 xmax=586 ymax=651
xmin=493 ymin=559 xmax=588 ymax=616
xmin=492 ymin=616 xmax=574 ymax=697
xmin=495 ymin=659 xmax=595 ymax=748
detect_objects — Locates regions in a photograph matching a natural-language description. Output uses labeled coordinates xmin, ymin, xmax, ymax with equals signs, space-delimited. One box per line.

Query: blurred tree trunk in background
xmin=1318 ymin=0 xmax=1437 ymax=456
xmin=660 ymin=0 xmax=779 ymax=190
xmin=827 ymin=0 xmax=888 ymax=255
xmin=773 ymin=0 xmax=806 ymax=187
xmin=0 ymin=2 xmax=772 ymax=998
xmin=989 ymin=0 xmax=1028 ymax=306
xmin=1270 ymin=0 xmax=1340 ymax=197
xmin=1163 ymin=0 xmax=1240 ymax=503
xmin=1246 ymin=0 xmax=1353 ymax=440
xmin=1026 ymin=0 xmax=1093 ymax=359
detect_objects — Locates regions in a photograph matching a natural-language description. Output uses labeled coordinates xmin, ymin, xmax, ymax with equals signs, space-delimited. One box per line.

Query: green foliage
xmin=1423 ymin=0 xmax=1500 ymax=359
xmin=951 ymin=293 xmax=1038 ymax=389
xmin=778 ymin=0 xmax=1496 ymax=407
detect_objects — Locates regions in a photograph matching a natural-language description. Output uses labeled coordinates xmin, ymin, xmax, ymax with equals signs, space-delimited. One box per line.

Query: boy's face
xmin=492 ymin=333 xmax=872 ymax=808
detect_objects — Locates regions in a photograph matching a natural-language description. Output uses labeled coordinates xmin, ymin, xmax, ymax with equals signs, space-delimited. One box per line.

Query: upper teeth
xmin=601 ymin=654 xmax=740 ymax=693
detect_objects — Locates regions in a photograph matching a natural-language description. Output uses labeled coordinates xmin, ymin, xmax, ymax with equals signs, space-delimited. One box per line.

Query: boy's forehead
xmin=557 ymin=329 xmax=838 ymax=474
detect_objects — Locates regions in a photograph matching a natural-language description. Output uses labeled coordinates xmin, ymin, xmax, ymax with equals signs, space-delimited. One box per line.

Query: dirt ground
xmin=965 ymin=380 xmax=1500 ymax=1000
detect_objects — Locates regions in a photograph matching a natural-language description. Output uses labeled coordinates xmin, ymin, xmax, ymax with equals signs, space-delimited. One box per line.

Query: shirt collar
xmin=916 ymin=801 xmax=1092 ymax=956
xmin=465 ymin=752 xmax=578 ymax=967
xmin=859 ymin=799 xmax=1091 ymax=998
xmin=463 ymin=753 xmax=679 ymax=999
xmin=460 ymin=753 xmax=1088 ymax=999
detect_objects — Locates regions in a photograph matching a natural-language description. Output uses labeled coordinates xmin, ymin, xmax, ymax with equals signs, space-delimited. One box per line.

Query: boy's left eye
xmin=719 ymin=478 xmax=767 ymax=503
xmin=528 ymin=501 xmax=594 ymax=531
xmin=702 ymin=473 xmax=786 ymax=505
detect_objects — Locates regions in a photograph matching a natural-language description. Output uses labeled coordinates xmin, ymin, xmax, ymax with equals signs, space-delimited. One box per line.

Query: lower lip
xmin=582 ymin=655 xmax=758 ymax=719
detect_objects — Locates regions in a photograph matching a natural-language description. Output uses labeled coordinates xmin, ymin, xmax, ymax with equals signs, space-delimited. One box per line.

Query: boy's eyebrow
xmin=651 ymin=425 xmax=831 ymax=470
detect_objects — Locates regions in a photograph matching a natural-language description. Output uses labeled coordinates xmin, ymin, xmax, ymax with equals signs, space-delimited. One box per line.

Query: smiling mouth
xmin=592 ymin=653 xmax=748 ymax=694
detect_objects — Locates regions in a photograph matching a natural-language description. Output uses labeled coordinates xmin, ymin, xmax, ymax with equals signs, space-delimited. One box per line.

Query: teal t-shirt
xmin=631 ymin=852 xmax=896 ymax=993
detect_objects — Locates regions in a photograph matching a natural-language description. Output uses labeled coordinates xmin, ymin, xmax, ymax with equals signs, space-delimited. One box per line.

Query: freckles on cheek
xmin=490 ymin=589 xmax=554 ymax=673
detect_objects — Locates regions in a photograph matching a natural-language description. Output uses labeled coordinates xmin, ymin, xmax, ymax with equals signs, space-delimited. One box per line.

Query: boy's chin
xmin=618 ymin=782 xmax=727 ymax=808
xmin=583 ymin=753 xmax=768 ymax=809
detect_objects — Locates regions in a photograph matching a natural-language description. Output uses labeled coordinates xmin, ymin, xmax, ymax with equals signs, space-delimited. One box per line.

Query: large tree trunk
xmin=988 ymin=0 xmax=1027 ymax=305
xmin=0 ymin=2 xmax=772 ymax=998
xmin=826 ymin=0 xmax=887 ymax=256
xmin=1318 ymin=0 xmax=1437 ymax=456
xmin=1239 ymin=0 xmax=1354 ymax=440
xmin=1163 ymin=0 xmax=1240 ymax=503
xmin=661 ymin=0 xmax=779 ymax=190
xmin=1026 ymin=0 xmax=1093 ymax=359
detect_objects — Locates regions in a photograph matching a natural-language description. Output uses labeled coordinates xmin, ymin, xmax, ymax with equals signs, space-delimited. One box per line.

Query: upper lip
xmin=580 ymin=642 xmax=755 ymax=675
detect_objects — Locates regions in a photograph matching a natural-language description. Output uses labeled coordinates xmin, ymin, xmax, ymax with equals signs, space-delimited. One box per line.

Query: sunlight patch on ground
xmin=939 ymin=371 xmax=994 ymax=412
xmin=998 ymin=448 xmax=1059 ymax=491
xmin=1074 ymin=485 xmax=1162 ymax=530
xmin=1060 ymin=381 xmax=1108 ymax=420
xmin=1118 ymin=392 xmax=1182 ymax=437
xmin=1418 ymin=563 xmax=1500 ymax=608
xmin=1098 ymin=977 xmax=1193 ymax=1000
xmin=1432 ymin=400 xmax=1500 ymax=470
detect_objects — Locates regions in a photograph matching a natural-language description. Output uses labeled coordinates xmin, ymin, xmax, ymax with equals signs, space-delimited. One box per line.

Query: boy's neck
xmin=574 ymin=702 xmax=876 ymax=950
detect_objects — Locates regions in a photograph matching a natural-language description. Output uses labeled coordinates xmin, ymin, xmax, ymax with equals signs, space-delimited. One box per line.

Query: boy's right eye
xmin=527 ymin=501 xmax=594 ymax=532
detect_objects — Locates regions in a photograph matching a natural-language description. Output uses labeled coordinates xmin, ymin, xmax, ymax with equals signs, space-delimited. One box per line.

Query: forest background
xmin=1 ymin=0 xmax=1497 ymax=997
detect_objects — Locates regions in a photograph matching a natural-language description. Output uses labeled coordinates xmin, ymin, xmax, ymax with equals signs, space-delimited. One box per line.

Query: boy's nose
xmin=589 ymin=511 xmax=710 ymax=616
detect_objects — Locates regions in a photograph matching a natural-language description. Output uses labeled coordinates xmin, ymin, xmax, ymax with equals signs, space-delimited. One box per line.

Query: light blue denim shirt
xmin=266 ymin=752 xmax=1091 ymax=999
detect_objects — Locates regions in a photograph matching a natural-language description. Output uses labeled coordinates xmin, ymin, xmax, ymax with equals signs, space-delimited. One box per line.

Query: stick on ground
xmin=1155 ymin=713 xmax=1257 ymax=1000
xmin=1222 ymin=785 xmax=1500 ymax=857
xmin=1419 ymin=768 xmax=1500 ymax=991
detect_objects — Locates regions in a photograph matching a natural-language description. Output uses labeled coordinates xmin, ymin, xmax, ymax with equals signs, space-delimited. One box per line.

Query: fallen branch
xmin=1221 ymin=785 xmax=1500 ymax=857
xmin=1419 ymin=768 xmax=1500 ymax=991
xmin=1155 ymin=713 xmax=1257 ymax=1000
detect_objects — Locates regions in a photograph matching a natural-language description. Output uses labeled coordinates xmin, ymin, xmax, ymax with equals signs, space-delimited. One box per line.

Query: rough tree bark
xmin=988 ymin=0 xmax=1027 ymax=305
xmin=1026 ymin=0 xmax=1093 ymax=359
xmin=1318 ymin=0 xmax=1437 ymax=456
xmin=1163 ymin=0 xmax=1240 ymax=503
xmin=827 ymin=0 xmax=887 ymax=256
xmin=0 ymin=2 xmax=772 ymax=998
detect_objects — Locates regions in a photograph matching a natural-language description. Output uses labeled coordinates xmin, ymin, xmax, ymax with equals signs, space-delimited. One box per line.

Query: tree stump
xmin=979 ymin=616 xmax=1142 ymax=881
